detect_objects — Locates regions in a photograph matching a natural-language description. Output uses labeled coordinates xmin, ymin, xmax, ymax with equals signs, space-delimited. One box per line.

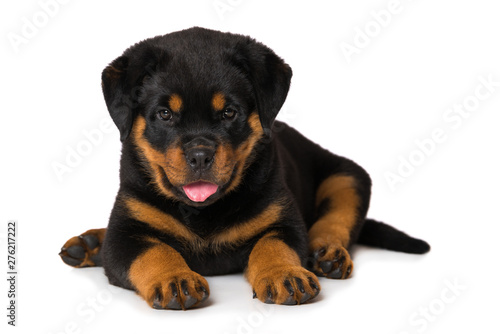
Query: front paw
xmin=251 ymin=266 xmax=320 ymax=305
xmin=307 ymin=244 xmax=353 ymax=279
xmin=141 ymin=271 xmax=209 ymax=310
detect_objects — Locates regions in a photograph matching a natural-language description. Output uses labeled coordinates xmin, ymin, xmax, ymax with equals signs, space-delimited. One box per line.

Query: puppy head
xmin=101 ymin=27 xmax=292 ymax=206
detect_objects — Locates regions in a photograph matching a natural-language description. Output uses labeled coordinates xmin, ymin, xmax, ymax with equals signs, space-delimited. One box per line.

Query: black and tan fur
xmin=60 ymin=27 xmax=430 ymax=310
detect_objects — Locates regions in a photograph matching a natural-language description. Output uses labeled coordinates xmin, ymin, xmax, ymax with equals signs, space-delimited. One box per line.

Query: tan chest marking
xmin=124 ymin=197 xmax=283 ymax=253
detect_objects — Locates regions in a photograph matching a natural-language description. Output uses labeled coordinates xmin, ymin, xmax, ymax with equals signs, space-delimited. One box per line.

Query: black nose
xmin=186 ymin=147 xmax=215 ymax=171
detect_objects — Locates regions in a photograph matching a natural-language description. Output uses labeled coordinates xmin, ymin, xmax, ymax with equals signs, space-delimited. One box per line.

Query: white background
xmin=1 ymin=0 xmax=499 ymax=333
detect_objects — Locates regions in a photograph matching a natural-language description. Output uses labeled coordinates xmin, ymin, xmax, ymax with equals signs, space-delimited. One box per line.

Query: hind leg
xmin=307 ymin=163 xmax=371 ymax=279
xmin=59 ymin=228 xmax=106 ymax=268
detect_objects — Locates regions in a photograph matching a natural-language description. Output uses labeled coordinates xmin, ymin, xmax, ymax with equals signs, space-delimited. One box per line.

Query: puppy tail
xmin=357 ymin=219 xmax=430 ymax=254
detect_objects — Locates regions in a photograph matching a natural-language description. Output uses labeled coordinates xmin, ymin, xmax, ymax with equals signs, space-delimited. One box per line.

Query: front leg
xmin=246 ymin=231 xmax=320 ymax=305
xmin=127 ymin=238 xmax=209 ymax=310
xmin=101 ymin=197 xmax=209 ymax=310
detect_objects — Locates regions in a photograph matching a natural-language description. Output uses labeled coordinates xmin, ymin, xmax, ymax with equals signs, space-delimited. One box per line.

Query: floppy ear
xmin=101 ymin=47 xmax=160 ymax=141
xmin=235 ymin=39 xmax=292 ymax=136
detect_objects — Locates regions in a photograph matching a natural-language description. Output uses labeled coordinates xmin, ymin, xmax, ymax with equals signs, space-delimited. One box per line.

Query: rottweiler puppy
xmin=60 ymin=27 xmax=430 ymax=310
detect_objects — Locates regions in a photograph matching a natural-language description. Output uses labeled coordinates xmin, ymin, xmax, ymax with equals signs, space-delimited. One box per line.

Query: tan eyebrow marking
xmin=169 ymin=94 xmax=183 ymax=112
xmin=211 ymin=92 xmax=226 ymax=111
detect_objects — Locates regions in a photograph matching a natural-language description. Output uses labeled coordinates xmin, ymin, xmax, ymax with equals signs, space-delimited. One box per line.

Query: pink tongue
xmin=183 ymin=181 xmax=219 ymax=202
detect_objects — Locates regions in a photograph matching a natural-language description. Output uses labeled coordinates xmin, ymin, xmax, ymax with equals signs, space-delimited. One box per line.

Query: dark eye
xmin=157 ymin=109 xmax=173 ymax=121
xmin=222 ymin=108 xmax=236 ymax=120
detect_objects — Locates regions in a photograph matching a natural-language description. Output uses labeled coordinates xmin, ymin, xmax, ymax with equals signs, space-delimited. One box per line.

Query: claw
xmin=79 ymin=234 xmax=100 ymax=250
xmin=264 ymin=286 xmax=274 ymax=304
xmin=308 ymin=277 xmax=320 ymax=296
xmin=346 ymin=264 xmax=353 ymax=278
xmin=295 ymin=278 xmax=305 ymax=293
xmin=333 ymin=249 xmax=341 ymax=260
xmin=170 ymin=283 xmax=178 ymax=297
xmin=284 ymin=279 xmax=294 ymax=296
xmin=313 ymin=247 xmax=326 ymax=260
xmin=181 ymin=280 xmax=189 ymax=296
xmin=152 ymin=288 xmax=163 ymax=309
xmin=198 ymin=284 xmax=209 ymax=302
